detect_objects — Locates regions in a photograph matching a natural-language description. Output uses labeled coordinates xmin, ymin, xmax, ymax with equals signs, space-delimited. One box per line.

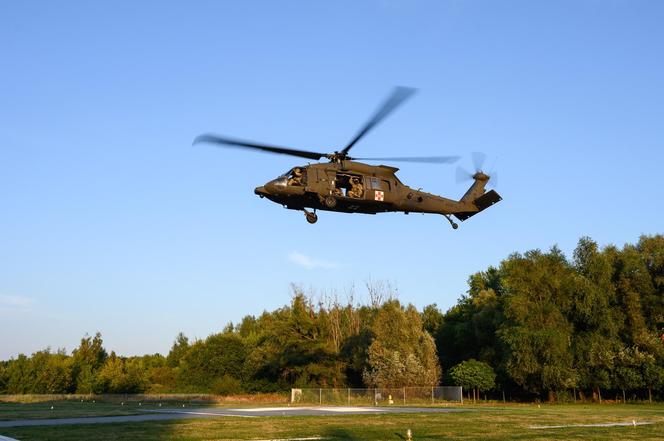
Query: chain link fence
xmin=290 ymin=386 xmax=463 ymax=406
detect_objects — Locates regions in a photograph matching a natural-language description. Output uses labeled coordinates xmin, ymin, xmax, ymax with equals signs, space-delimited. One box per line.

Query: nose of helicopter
xmin=254 ymin=185 xmax=269 ymax=197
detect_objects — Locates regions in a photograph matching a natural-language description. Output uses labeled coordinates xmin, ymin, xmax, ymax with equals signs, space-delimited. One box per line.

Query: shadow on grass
xmin=322 ymin=426 xmax=364 ymax=441
xmin=0 ymin=420 xmax=175 ymax=441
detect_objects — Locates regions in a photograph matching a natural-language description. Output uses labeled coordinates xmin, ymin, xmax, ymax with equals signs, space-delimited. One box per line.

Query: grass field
xmin=0 ymin=401 xmax=143 ymax=421
xmin=0 ymin=395 xmax=284 ymax=420
xmin=1 ymin=403 xmax=664 ymax=440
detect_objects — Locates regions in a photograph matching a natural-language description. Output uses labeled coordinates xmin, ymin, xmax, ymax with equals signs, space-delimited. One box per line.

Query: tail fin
xmin=454 ymin=190 xmax=502 ymax=221
xmin=455 ymin=173 xmax=502 ymax=221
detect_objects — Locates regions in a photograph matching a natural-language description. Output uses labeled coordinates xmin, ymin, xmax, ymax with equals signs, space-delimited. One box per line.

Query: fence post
xmin=403 ymin=387 xmax=406 ymax=405
xmin=347 ymin=388 xmax=350 ymax=405
xmin=319 ymin=388 xmax=322 ymax=405
xmin=431 ymin=386 xmax=434 ymax=404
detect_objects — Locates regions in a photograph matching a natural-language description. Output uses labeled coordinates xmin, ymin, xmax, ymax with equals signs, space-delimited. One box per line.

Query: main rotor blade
xmin=340 ymin=86 xmax=416 ymax=155
xmin=353 ymin=156 xmax=460 ymax=164
xmin=193 ymin=134 xmax=327 ymax=161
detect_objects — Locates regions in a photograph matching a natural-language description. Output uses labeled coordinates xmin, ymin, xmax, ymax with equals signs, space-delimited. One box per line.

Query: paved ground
xmin=0 ymin=406 xmax=466 ymax=428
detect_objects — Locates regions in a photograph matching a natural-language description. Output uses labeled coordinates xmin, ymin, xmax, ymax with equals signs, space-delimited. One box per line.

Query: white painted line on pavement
xmin=235 ymin=406 xmax=385 ymax=413
xmin=316 ymin=407 xmax=386 ymax=413
xmin=529 ymin=421 xmax=654 ymax=429
xmin=140 ymin=409 xmax=255 ymax=418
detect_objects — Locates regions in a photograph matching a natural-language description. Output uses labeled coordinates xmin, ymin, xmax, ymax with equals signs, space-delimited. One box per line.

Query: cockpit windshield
xmin=275 ymin=166 xmax=306 ymax=186
xmin=284 ymin=166 xmax=305 ymax=186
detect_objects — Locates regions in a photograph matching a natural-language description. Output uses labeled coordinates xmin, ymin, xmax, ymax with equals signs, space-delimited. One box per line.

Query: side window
xmin=382 ymin=180 xmax=391 ymax=191
xmin=347 ymin=174 xmax=364 ymax=198
xmin=369 ymin=177 xmax=381 ymax=189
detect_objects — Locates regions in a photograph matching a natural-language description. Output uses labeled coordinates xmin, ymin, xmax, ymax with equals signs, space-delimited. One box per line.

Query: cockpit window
xmin=286 ymin=167 xmax=305 ymax=186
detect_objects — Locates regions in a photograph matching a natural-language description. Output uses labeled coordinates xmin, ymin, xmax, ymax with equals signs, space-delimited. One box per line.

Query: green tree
xmin=421 ymin=304 xmax=444 ymax=337
xmin=0 ymin=363 xmax=8 ymax=393
xmin=643 ymin=358 xmax=664 ymax=402
xmin=449 ymin=359 xmax=496 ymax=402
xmin=71 ymin=332 xmax=107 ymax=393
xmin=242 ymin=291 xmax=347 ymax=390
xmin=178 ymin=332 xmax=247 ymax=392
xmin=436 ymin=267 xmax=506 ymax=381
xmin=611 ymin=347 xmax=646 ymax=403
xmin=498 ymin=248 xmax=578 ymax=400
xmin=636 ymin=235 xmax=664 ymax=331
xmin=5 ymin=354 xmax=31 ymax=394
xmin=30 ymin=349 xmax=72 ymax=393
xmin=363 ymin=300 xmax=441 ymax=387
xmin=94 ymin=353 xmax=125 ymax=393
xmin=166 ymin=332 xmax=190 ymax=368
xmin=571 ymin=238 xmax=620 ymax=402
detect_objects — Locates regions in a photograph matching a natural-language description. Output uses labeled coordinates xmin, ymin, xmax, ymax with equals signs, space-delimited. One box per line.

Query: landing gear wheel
xmin=444 ymin=214 xmax=458 ymax=230
xmin=324 ymin=195 xmax=337 ymax=209
xmin=305 ymin=211 xmax=318 ymax=224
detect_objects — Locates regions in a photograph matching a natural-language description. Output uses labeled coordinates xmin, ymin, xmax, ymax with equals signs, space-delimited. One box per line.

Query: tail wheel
xmin=444 ymin=214 xmax=459 ymax=230
xmin=324 ymin=195 xmax=337 ymax=209
xmin=305 ymin=212 xmax=318 ymax=224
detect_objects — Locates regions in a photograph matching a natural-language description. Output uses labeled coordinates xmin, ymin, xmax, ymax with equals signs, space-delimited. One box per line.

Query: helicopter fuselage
xmin=254 ymin=161 xmax=501 ymax=225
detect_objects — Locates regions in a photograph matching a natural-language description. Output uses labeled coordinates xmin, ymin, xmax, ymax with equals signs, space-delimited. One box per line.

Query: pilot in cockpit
xmin=288 ymin=167 xmax=303 ymax=186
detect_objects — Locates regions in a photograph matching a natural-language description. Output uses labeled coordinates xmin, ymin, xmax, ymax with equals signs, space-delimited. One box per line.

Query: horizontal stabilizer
xmin=454 ymin=190 xmax=502 ymax=221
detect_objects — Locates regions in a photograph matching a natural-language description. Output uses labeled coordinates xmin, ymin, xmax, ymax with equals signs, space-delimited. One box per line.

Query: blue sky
xmin=1 ymin=1 xmax=663 ymax=359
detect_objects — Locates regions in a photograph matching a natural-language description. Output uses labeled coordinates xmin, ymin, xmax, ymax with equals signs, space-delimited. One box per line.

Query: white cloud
xmin=288 ymin=251 xmax=342 ymax=270
xmin=0 ymin=294 xmax=35 ymax=308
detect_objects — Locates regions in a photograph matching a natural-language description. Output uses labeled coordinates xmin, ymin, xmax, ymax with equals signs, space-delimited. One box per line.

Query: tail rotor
xmin=455 ymin=152 xmax=498 ymax=188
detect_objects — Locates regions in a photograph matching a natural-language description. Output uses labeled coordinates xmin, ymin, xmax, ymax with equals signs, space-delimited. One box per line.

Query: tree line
xmin=1 ymin=235 xmax=662 ymax=402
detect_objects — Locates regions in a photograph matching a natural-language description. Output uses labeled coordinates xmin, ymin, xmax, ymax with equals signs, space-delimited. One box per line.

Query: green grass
xmin=1 ymin=403 xmax=664 ymax=440
xmin=0 ymin=400 xmax=201 ymax=421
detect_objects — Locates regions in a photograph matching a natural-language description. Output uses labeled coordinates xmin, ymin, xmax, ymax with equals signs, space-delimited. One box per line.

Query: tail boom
xmin=453 ymin=189 xmax=502 ymax=221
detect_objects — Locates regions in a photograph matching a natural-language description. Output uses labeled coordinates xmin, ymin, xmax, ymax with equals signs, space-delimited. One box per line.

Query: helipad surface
xmin=0 ymin=406 xmax=466 ymax=427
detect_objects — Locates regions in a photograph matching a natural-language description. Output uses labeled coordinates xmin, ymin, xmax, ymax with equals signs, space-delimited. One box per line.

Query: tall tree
xmin=70 ymin=332 xmax=107 ymax=393
xmin=166 ymin=332 xmax=190 ymax=368
xmin=30 ymin=349 xmax=72 ymax=394
xmin=571 ymin=238 xmax=620 ymax=401
xmin=498 ymin=248 xmax=578 ymax=399
xmin=363 ymin=300 xmax=441 ymax=387
xmin=178 ymin=332 xmax=247 ymax=393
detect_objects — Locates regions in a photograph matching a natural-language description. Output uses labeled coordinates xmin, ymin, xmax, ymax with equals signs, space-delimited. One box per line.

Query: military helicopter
xmin=194 ymin=87 xmax=501 ymax=228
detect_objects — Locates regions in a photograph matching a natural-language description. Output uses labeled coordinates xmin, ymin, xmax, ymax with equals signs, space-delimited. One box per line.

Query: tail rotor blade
xmin=488 ymin=171 xmax=498 ymax=188
xmin=487 ymin=157 xmax=499 ymax=188
xmin=471 ymin=151 xmax=487 ymax=172
xmin=455 ymin=166 xmax=474 ymax=184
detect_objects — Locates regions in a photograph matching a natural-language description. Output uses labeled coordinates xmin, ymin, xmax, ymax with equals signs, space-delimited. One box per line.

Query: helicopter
xmin=194 ymin=87 xmax=501 ymax=228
